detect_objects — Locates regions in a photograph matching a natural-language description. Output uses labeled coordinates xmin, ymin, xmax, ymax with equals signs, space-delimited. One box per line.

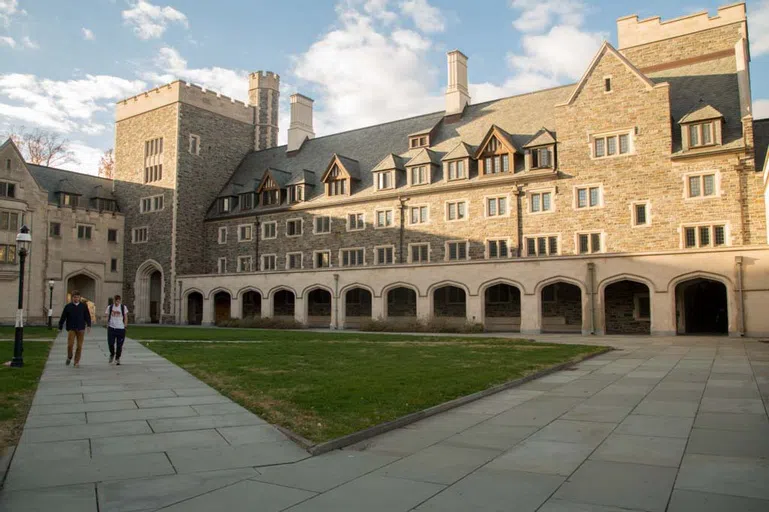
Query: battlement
xmin=116 ymin=80 xmax=254 ymax=124
xmin=248 ymin=70 xmax=280 ymax=92
xmin=618 ymin=2 xmax=746 ymax=49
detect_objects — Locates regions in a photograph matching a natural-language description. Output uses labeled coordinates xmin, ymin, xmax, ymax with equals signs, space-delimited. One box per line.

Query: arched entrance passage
xmin=307 ymin=289 xmax=332 ymax=328
xmin=273 ymin=289 xmax=295 ymax=320
xmin=135 ymin=260 xmax=163 ymax=324
xmin=387 ymin=287 xmax=417 ymax=324
xmin=675 ymin=278 xmax=728 ymax=335
xmin=433 ymin=285 xmax=466 ymax=326
xmin=344 ymin=288 xmax=372 ymax=329
xmin=541 ymin=282 xmax=582 ymax=333
xmin=187 ymin=292 xmax=203 ymax=325
xmin=66 ymin=273 xmax=97 ymax=321
xmin=213 ymin=291 xmax=231 ymax=325
xmin=604 ymin=280 xmax=651 ymax=334
xmin=484 ymin=283 xmax=521 ymax=332
xmin=241 ymin=290 xmax=261 ymax=318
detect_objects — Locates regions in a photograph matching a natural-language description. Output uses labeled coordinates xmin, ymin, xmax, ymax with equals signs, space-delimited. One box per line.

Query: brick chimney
xmin=287 ymin=94 xmax=315 ymax=152
xmin=445 ymin=50 xmax=470 ymax=116
xmin=248 ymin=71 xmax=280 ymax=151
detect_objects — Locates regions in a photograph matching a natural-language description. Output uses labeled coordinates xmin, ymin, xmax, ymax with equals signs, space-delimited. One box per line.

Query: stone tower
xmin=248 ymin=71 xmax=280 ymax=150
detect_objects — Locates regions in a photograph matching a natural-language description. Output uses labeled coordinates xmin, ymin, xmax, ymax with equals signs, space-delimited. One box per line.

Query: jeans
xmin=67 ymin=330 xmax=85 ymax=364
xmin=107 ymin=327 xmax=126 ymax=359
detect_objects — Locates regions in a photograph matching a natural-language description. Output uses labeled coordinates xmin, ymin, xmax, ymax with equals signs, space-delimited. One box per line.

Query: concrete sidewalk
xmin=1 ymin=329 xmax=768 ymax=511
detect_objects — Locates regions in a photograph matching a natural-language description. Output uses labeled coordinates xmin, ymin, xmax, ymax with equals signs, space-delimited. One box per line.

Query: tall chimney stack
xmin=248 ymin=71 xmax=280 ymax=151
xmin=445 ymin=50 xmax=470 ymax=116
xmin=287 ymin=94 xmax=315 ymax=152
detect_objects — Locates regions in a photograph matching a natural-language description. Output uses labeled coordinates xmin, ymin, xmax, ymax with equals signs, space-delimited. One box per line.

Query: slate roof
xmin=26 ymin=164 xmax=117 ymax=206
xmin=334 ymin=154 xmax=361 ymax=180
xmin=287 ymin=169 xmax=316 ymax=186
xmin=371 ymin=153 xmax=408 ymax=172
xmin=754 ymin=118 xmax=769 ymax=173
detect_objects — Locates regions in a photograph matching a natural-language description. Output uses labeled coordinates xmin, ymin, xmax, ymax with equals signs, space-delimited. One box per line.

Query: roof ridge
xmin=28 ymin=163 xmax=113 ymax=183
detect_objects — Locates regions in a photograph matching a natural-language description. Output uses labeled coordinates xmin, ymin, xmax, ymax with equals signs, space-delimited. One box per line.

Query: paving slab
xmin=675 ymin=453 xmax=769 ymax=500
xmin=134 ymin=395 xmax=231 ymax=408
xmin=591 ymin=433 xmax=686 ymax=467
xmin=404 ymin=410 xmax=492 ymax=433
xmin=283 ymin=474 xmax=444 ymax=512
xmin=83 ymin=389 xmax=176 ymax=402
xmin=440 ymin=424 xmax=536 ymax=451
xmin=527 ymin=419 xmax=615 ymax=447
xmin=615 ymin=414 xmax=693 ymax=438
xmin=31 ymin=393 xmax=84 ymax=405
xmin=191 ymin=402 xmax=252 ymax=416
xmin=254 ymin=451 xmax=399 ymax=493
xmin=161 ymin=478 xmax=316 ymax=512
xmin=348 ymin=424 xmax=452 ymax=457
xmin=22 ymin=412 xmax=86 ymax=428
xmin=377 ymin=444 xmax=500 ymax=485
xmin=632 ymin=399 xmax=699 ymax=418
xmin=699 ymin=397 xmax=766 ymax=414
xmin=90 ymin=428 xmax=228 ymax=456
xmin=12 ymin=438 xmax=91 ymax=462
xmin=686 ymin=427 xmax=769 ymax=458
xmin=561 ymin=404 xmax=633 ymax=423
xmin=0 ymin=483 xmax=97 ymax=512
xmin=413 ymin=467 xmax=564 ymax=512
xmin=693 ymin=412 xmax=769 ymax=432
xmin=538 ymin=499 xmax=644 ymax=511
xmin=216 ymin=424 xmax=288 ymax=445
xmin=97 ymin=468 xmax=259 ymax=512
xmin=167 ymin=440 xmax=310 ymax=473
xmin=28 ymin=399 xmax=137 ymax=416
xmin=554 ymin=460 xmax=677 ymax=512
xmin=149 ymin=412 xmax=265 ymax=433
xmin=667 ymin=489 xmax=769 ymax=512
xmin=20 ymin=419 xmax=151 ymax=444
xmin=86 ymin=405 xmax=198 ymax=424
xmin=484 ymin=439 xmax=594 ymax=476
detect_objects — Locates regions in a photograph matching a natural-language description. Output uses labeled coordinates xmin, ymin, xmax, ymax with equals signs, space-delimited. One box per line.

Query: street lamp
xmin=11 ymin=225 xmax=31 ymax=368
xmin=48 ymin=280 xmax=55 ymax=329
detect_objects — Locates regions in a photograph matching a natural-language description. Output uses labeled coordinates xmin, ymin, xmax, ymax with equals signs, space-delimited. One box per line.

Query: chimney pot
xmin=288 ymin=93 xmax=315 ymax=152
xmin=445 ymin=50 xmax=470 ymax=116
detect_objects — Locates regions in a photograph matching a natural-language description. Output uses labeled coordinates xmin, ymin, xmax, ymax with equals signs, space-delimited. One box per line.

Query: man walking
xmin=105 ymin=295 xmax=128 ymax=365
xmin=58 ymin=290 xmax=91 ymax=367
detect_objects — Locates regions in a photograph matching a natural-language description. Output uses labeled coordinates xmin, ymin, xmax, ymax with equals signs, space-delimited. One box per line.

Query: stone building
xmin=2 ymin=3 xmax=769 ymax=336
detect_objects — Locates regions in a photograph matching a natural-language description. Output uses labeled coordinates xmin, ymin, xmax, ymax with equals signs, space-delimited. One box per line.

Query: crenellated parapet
xmin=116 ymin=80 xmax=255 ymax=124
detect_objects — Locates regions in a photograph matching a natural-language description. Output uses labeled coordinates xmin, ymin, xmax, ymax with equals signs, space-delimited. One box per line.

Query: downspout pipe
xmin=590 ymin=263 xmax=596 ymax=335
xmin=736 ymin=256 xmax=745 ymax=336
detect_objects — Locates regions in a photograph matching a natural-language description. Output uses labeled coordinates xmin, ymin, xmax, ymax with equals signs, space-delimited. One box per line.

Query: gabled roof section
xmin=558 ymin=41 xmax=658 ymax=107
xmin=473 ymin=125 xmax=519 ymax=158
xmin=91 ymin=184 xmax=116 ymax=200
xmin=287 ymin=169 xmax=316 ymax=186
xmin=406 ymin=147 xmax=440 ymax=167
xmin=371 ymin=153 xmax=408 ymax=172
xmin=220 ymin=181 xmax=245 ymax=197
xmin=56 ymin=178 xmax=83 ymax=195
xmin=255 ymin=168 xmax=291 ymax=193
xmin=321 ymin=153 xmax=361 ymax=182
xmin=679 ymin=104 xmax=724 ymax=124
xmin=523 ymin=128 xmax=556 ymax=149
xmin=26 ymin=163 xmax=115 ymax=205
xmin=442 ymin=142 xmax=473 ymax=161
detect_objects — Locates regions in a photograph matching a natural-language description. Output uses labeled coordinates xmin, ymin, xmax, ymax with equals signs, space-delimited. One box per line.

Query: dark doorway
xmin=214 ymin=291 xmax=231 ymax=325
xmin=187 ymin=292 xmax=203 ymax=325
xmin=307 ymin=289 xmax=332 ymax=328
xmin=484 ymin=284 xmax=521 ymax=332
xmin=273 ymin=289 xmax=295 ymax=319
xmin=676 ymin=279 xmax=728 ymax=334
xmin=242 ymin=290 xmax=261 ymax=318
xmin=541 ymin=282 xmax=582 ymax=333
xmin=387 ymin=287 xmax=417 ymax=318
xmin=149 ymin=271 xmax=161 ymax=323
xmin=345 ymin=288 xmax=372 ymax=329
xmin=604 ymin=280 xmax=651 ymax=334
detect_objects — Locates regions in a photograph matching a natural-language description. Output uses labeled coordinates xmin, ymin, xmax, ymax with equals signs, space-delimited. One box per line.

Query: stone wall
xmin=542 ymin=283 xmax=582 ymax=326
xmin=605 ymin=280 xmax=651 ymax=334
xmin=484 ymin=284 xmax=521 ymax=317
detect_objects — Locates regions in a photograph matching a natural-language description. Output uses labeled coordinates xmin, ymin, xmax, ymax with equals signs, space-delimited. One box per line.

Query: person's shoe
xmin=109 ymin=354 xmax=114 ymax=364
xmin=115 ymin=359 xmax=121 ymax=366
xmin=73 ymin=363 xmax=80 ymax=368
xmin=65 ymin=358 xmax=71 ymax=366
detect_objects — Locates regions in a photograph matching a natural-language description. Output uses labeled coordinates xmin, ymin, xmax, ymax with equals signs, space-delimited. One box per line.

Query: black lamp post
xmin=11 ymin=225 xmax=31 ymax=368
xmin=48 ymin=280 xmax=55 ymax=329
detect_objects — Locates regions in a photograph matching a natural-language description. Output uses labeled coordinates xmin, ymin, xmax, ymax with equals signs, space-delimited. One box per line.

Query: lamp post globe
xmin=11 ymin=225 xmax=31 ymax=368
xmin=48 ymin=279 xmax=55 ymax=329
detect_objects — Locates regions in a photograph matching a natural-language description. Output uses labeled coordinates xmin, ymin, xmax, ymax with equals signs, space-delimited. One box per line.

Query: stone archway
xmin=66 ymin=273 xmax=98 ymax=321
xmin=483 ymin=283 xmax=521 ymax=332
xmin=187 ymin=292 xmax=203 ymax=325
xmin=214 ymin=291 xmax=231 ymax=325
xmin=306 ymin=288 xmax=332 ymax=328
xmin=344 ymin=287 xmax=372 ymax=329
xmin=675 ymin=278 xmax=728 ymax=335
xmin=135 ymin=260 xmax=163 ymax=324
xmin=541 ymin=282 xmax=582 ymax=333
xmin=604 ymin=280 xmax=651 ymax=334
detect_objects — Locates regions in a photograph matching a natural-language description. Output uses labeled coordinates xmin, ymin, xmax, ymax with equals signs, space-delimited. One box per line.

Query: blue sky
xmin=1 ymin=0 xmax=767 ymax=174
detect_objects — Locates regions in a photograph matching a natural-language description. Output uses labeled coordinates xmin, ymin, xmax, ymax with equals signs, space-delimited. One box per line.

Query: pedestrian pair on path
xmin=58 ymin=291 xmax=128 ymax=366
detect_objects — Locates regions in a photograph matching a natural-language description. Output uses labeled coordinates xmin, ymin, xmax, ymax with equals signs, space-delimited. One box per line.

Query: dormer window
xmin=409 ymin=135 xmax=429 ymax=149
xmin=96 ymin=199 xmax=117 ymax=212
xmin=446 ymin=160 xmax=466 ymax=180
xmin=410 ymin=166 xmax=429 ymax=185
xmin=475 ymin=126 xmax=518 ymax=176
xmin=322 ymin=156 xmax=359 ymax=197
xmin=688 ymin=122 xmax=713 ymax=147
xmin=262 ymin=189 xmax=280 ymax=206
xmin=240 ymin=192 xmax=254 ymax=210
xmin=59 ymin=193 xmax=77 ymax=207
xmin=531 ymin=147 xmax=552 ymax=169
xmin=288 ymin=185 xmax=304 ymax=204
xmin=375 ymin=171 xmax=394 ymax=190
xmin=326 ymin=165 xmax=347 ymax=196
xmin=219 ymin=197 xmax=232 ymax=213
xmin=679 ymin=104 xmax=723 ymax=151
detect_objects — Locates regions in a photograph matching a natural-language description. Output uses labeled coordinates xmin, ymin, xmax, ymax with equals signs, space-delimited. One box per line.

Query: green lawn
xmin=0 ymin=341 xmax=52 ymax=451
xmin=0 ymin=326 xmax=58 ymax=340
xmin=142 ymin=331 xmax=605 ymax=443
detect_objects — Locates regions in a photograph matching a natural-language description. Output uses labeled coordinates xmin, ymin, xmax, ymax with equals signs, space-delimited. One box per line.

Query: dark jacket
xmin=58 ymin=302 xmax=92 ymax=331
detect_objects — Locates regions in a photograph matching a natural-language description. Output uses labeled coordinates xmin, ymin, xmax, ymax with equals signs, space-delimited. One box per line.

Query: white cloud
xmin=0 ymin=0 xmax=23 ymax=27
xmin=511 ymin=0 xmax=585 ymax=32
xmin=0 ymin=73 xmax=146 ymax=132
xmin=400 ymin=0 xmax=445 ymax=33
xmin=0 ymin=35 xmax=15 ymax=47
xmin=21 ymin=36 xmax=37 ymax=49
xmin=144 ymin=47 xmax=248 ymax=101
xmin=61 ymin=142 xmax=105 ymax=175
xmin=750 ymin=1 xmax=769 ymax=56
xmin=754 ymin=99 xmax=769 ymax=119
xmin=122 ymin=0 xmax=188 ymax=40
xmin=82 ymin=28 xmax=95 ymax=40
xmin=291 ymin=0 xmax=443 ymax=135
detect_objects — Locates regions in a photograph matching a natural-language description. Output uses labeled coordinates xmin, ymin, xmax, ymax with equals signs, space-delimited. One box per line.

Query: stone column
xmin=417 ymin=295 xmax=431 ymax=321
xmin=331 ymin=294 xmax=341 ymax=329
xmin=261 ymin=294 xmax=272 ymax=318
xmin=371 ymin=295 xmax=385 ymax=321
xmin=230 ymin=296 xmax=242 ymax=319
xmin=466 ymin=294 xmax=482 ymax=325
xmin=651 ymin=291 xmax=675 ymax=336
xmin=519 ymin=293 xmax=541 ymax=334
xmin=294 ymin=296 xmax=307 ymax=325
xmin=202 ymin=296 xmax=215 ymax=326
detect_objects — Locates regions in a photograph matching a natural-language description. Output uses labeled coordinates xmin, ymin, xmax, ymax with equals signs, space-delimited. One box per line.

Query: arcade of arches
xmin=177 ymin=269 xmax=742 ymax=336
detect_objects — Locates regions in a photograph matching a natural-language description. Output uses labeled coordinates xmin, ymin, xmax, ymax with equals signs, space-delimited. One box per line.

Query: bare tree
xmin=98 ymin=148 xmax=115 ymax=179
xmin=3 ymin=126 xmax=75 ymax=167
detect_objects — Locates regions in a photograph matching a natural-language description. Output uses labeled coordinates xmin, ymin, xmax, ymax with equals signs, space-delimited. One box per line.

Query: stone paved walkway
xmin=1 ymin=329 xmax=768 ymax=511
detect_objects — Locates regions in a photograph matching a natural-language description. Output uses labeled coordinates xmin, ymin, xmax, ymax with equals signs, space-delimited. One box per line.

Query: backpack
xmin=108 ymin=304 xmax=127 ymax=327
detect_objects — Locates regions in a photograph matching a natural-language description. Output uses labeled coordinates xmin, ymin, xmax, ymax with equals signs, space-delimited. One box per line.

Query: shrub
xmin=217 ymin=316 xmax=305 ymax=330
xmin=358 ymin=317 xmax=484 ymax=334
